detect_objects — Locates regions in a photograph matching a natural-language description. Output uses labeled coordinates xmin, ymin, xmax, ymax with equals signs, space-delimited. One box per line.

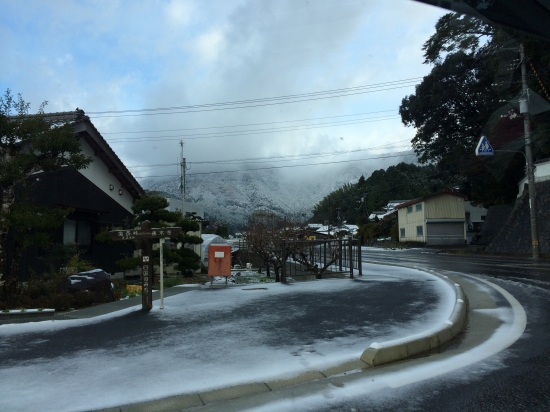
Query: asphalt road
xmin=316 ymin=248 xmax=550 ymax=411
xmin=360 ymin=247 xmax=550 ymax=285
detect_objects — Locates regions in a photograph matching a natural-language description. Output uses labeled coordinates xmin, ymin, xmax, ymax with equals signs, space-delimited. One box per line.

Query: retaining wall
xmin=487 ymin=180 xmax=550 ymax=254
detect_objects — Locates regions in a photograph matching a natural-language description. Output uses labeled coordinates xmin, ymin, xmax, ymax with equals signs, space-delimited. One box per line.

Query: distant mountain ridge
xmin=145 ymin=166 xmax=365 ymax=228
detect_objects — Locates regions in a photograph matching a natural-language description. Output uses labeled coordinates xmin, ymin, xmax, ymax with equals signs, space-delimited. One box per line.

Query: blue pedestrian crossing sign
xmin=475 ymin=136 xmax=494 ymax=156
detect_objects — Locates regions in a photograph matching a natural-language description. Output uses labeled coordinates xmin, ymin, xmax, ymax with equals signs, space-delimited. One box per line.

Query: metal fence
xmin=282 ymin=237 xmax=362 ymax=281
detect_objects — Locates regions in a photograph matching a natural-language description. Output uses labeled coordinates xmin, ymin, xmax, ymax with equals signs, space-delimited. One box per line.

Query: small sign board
xmin=475 ymin=136 xmax=494 ymax=156
xmin=108 ymin=221 xmax=182 ymax=311
xmin=109 ymin=227 xmax=181 ymax=241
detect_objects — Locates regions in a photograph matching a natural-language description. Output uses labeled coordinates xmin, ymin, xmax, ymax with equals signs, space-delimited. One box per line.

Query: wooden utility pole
xmin=520 ymin=43 xmax=540 ymax=259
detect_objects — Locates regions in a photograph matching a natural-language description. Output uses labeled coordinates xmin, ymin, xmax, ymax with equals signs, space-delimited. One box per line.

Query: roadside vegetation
xmin=312 ymin=13 xmax=550 ymax=242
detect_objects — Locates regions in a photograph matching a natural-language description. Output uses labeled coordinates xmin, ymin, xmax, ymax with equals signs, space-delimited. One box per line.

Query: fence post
xmin=281 ymin=240 xmax=286 ymax=284
xmin=357 ymin=238 xmax=362 ymax=276
xmin=348 ymin=236 xmax=354 ymax=278
xmin=324 ymin=240 xmax=327 ymax=268
xmin=338 ymin=238 xmax=343 ymax=271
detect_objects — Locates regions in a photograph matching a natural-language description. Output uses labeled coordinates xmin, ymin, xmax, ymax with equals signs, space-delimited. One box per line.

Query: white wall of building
xmin=465 ymin=201 xmax=487 ymax=225
xmin=77 ymin=139 xmax=135 ymax=212
xmin=518 ymin=159 xmax=550 ymax=197
xmin=398 ymin=202 xmax=426 ymax=242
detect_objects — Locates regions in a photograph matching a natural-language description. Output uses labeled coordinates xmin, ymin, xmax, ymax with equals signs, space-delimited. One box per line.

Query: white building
xmin=397 ymin=191 xmax=467 ymax=245
xmin=518 ymin=158 xmax=550 ymax=196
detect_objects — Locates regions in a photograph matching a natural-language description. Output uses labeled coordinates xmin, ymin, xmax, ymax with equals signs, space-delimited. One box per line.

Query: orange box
xmin=208 ymin=245 xmax=232 ymax=277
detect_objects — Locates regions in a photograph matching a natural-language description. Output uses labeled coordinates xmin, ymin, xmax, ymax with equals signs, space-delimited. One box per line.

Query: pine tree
xmin=111 ymin=195 xmax=203 ymax=276
xmin=0 ymin=90 xmax=92 ymax=298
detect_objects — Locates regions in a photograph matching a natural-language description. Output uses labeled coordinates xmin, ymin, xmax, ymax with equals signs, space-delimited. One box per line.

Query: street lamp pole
xmin=519 ymin=43 xmax=540 ymax=259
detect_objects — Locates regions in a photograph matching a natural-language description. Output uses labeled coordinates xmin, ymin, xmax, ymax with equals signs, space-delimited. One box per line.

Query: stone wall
xmin=486 ymin=180 xmax=550 ymax=254
xmin=476 ymin=204 xmax=512 ymax=245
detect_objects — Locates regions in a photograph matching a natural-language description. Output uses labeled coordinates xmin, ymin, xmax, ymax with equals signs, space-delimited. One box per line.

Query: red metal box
xmin=207 ymin=245 xmax=232 ymax=277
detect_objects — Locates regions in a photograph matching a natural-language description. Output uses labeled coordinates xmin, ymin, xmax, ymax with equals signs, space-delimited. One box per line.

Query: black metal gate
xmin=282 ymin=237 xmax=362 ymax=281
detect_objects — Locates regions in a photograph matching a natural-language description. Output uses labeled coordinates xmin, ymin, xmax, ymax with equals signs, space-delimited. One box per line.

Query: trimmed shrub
xmin=50 ymin=293 xmax=72 ymax=311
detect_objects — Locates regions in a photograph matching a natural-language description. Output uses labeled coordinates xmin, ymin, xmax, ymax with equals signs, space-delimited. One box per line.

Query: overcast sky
xmin=1 ymin=0 xmax=448 ymax=185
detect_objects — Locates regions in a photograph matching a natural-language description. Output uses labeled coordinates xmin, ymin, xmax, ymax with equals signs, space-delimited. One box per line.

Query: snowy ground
xmin=242 ymin=274 xmax=526 ymax=412
xmin=0 ymin=263 xmax=456 ymax=412
xmin=362 ymin=246 xmax=424 ymax=253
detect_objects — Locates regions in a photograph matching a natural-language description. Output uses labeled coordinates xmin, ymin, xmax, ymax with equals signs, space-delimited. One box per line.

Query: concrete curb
xmin=95 ymin=266 xmax=468 ymax=412
xmin=0 ymin=309 xmax=55 ymax=324
xmin=360 ymin=271 xmax=468 ymax=367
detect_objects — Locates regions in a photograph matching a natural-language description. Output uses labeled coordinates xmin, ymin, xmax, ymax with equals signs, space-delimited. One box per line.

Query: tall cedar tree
xmin=0 ymin=90 xmax=92 ymax=298
xmin=399 ymin=13 xmax=550 ymax=206
xmin=111 ymin=196 xmax=203 ymax=275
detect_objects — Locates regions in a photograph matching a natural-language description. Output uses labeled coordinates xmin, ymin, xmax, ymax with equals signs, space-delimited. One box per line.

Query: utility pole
xmin=520 ymin=43 xmax=540 ymax=259
xmin=180 ymin=140 xmax=186 ymax=216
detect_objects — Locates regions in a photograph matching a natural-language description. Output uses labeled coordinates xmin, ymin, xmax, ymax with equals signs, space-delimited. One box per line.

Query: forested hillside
xmin=310 ymin=162 xmax=454 ymax=225
xmin=313 ymin=13 xmax=550 ymax=227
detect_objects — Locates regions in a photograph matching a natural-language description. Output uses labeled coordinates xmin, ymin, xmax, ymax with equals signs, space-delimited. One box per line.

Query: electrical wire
xmin=132 ymin=152 xmax=416 ymax=178
xmin=106 ymin=115 xmax=401 ymax=143
xmin=89 ymin=83 xmax=420 ymax=118
xmin=87 ymin=78 xmax=422 ymax=117
xmin=124 ymin=139 xmax=413 ymax=171
xmin=101 ymin=109 xmax=398 ymax=135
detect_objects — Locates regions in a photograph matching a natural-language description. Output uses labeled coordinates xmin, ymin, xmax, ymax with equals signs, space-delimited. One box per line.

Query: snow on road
xmin=0 ymin=264 xmax=456 ymax=412
xmin=243 ymin=274 xmax=526 ymax=412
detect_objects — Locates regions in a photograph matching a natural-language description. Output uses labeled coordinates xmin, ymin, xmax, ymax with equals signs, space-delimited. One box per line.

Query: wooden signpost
xmin=109 ymin=220 xmax=181 ymax=311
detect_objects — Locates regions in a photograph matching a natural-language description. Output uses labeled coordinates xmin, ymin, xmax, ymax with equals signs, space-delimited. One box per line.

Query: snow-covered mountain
xmin=143 ymin=159 xmax=410 ymax=228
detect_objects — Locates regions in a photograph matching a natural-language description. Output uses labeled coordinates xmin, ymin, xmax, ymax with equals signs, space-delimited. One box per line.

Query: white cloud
xmin=164 ymin=0 xmax=195 ymax=27
xmin=0 ymin=0 xmax=448 ymax=186
xmin=194 ymin=27 xmax=226 ymax=62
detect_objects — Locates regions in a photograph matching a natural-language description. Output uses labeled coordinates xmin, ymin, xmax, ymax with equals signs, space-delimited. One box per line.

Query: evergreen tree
xmin=0 ymin=90 xmax=92 ymax=298
xmin=310 ymin=162 xmax=451 ymax=225
xmin=112 ymin=195 xmax=203 ymax=276
xmin=400 ymin=13 xmax=550 ymax=205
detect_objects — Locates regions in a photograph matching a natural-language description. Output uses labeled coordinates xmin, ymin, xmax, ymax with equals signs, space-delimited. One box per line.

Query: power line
xmin=132 ymin=152 xmax=416 ymax=178
xmin=125 ymin=139 xmax=413 ymax=171
xmin=101 ymin=109 xmax=397 ymax=135
xmin=193 ymin=148 xmax=412 ymax=165
xmin=89 ymin=82 xmax=420 ymax=119
xmin=88 ymin=78 xmax=422 ymax=117
xmin=106 ymin=115 xmax=401 ymax=143
xmin=129 ymin=146 xmax=413 ymax=172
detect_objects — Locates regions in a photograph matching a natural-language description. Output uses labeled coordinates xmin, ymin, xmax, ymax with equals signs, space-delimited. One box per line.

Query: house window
xmin=416 ymin=225 xmax=423 ymax=236
xmin=78 ymin=221 xmax=91 ymax=246
xmin=63 ymin=220 xmax=76 ymax=245
xmin=416 ymin=204 xmax=422 ymax=212
xmin=63 ymin=220 xmax=91 ymax=246
xmin=407 ymin=206 xmax=413 ymax=213
xmin=400 ymin=228 xmax=405 ymax=237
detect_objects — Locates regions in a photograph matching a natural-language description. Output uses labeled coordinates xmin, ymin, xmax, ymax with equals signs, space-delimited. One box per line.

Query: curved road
xmin=312 ymin=249 xmax=550 ymax=411
xmin=200 ymin=249 xmax=550 ymax=412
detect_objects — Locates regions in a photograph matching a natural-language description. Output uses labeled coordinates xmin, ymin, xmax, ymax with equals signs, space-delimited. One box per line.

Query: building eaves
xmin=25 ymin=110 xmax=145 ymax=200
xmin=395 ymin=190 xmax=468 ymax=209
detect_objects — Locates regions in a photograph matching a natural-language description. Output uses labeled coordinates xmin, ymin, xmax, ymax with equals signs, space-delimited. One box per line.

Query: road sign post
xmin=475 ymin=136 xmax=494 ymax=156
xmin=109 ymin=220 xmax=181 ymax=311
